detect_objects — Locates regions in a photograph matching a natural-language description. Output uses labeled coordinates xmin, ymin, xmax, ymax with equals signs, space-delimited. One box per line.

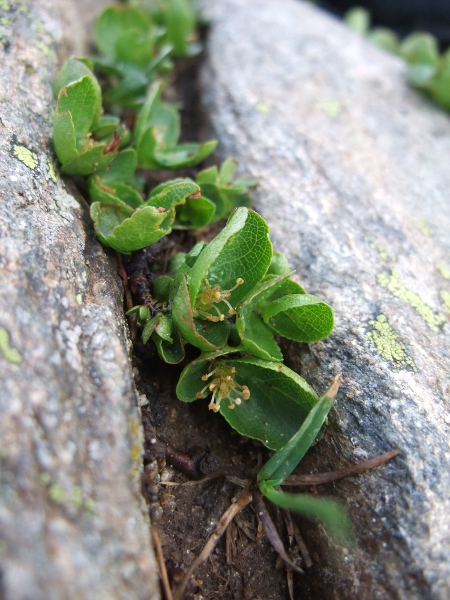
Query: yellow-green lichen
xmin=317 ymin=98 xmax=343 ymax=118
xmin=436 ymin=263 xmax=450 ymax=280
xmin=366 ymin=314 xmax=416 ymax=370
xmin=255 ymin=102 xmax=271 ymax=113
xmin=418 ymin=218 xmax=431 ymax=236
xmin=48 ymin=482 xmax=65 ymax=504
xmin=76 ymin=294 xmax=83 ymax=305
xmin=377 ymin=270 xmax=446 ymax=333
xmin=0 ymin=327 xmax=22 ymax=364
xmin=370 ymin=242 xmax=392 ymax=261
xmin=441 ymin=291 xmax=450 ymax=313
xmin=13 ymin=144 xmax=38 ymax=170
xmin=47 ymin=160 xmax=57 ymax=183
xmin=0 ymin=0 xmax=10 ymax=10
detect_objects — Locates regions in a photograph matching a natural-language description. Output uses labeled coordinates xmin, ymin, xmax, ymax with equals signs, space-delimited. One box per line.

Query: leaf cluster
xmin=52 ymin=2 xmax=257 ymax=252
xmin=52 ymin=0 xmax=352 ymax=540
xmin=345 ymin=7 xmax=450 ymax=111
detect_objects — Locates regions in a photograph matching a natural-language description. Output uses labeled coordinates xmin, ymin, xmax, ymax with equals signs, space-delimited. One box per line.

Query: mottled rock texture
xmin=0 ymin=1 xmax=158 ymax=599
xmin=201 ymin=1 xmax=450 ymax=599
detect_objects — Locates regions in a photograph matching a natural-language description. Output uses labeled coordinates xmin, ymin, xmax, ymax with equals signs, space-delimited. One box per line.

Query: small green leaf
xmin=260 ymin=294 xmax=334 ymax=343
xmin=53 ymin=112 xmax=77 ymax=165
xmin=57 ymin=77 xmax=100 ymax=148
xmin=428 ymin=53 xmax=450 ymax=110
xmin=401 ymin=32 xmax=439 ymax=67
xmin=153 ymin=276 xmax=172 ymax=302
xmin=92 ymin=114 xmax=121 ymax=139
xmin=142 ymin=314 xmax=163 ymax=344
xmin=259 ymin=483 xmax=350 ymax=542
xmin=171 ymin=271 xmax=228 ymax=351
xmin=368 ymin=28 xmax=400 ymax=55
xmin=90 ymin=202 xmax=169 ymax=254
xmin=153 ymin=318 xmax=185 ymax=364
xmin=344 ymin=7 xmax=370 ymax=35
xmin=60 ymin=145 xmax=116 ymax=176
xmin=153 ymin=140 xmax=218 ymax=169
xmin=95 ymin=6 xmax=153 ymax=63
xmin=166 ymin=0 xmax=197 ymax=57
xmin=267 ymin=251 xmax=291 ymax=276
xmin=174 ymin=195 xmax=216 ymax=229
xmin=236 ymin=274 xmax=291 ymax=361
xmin=96 ymin=149 xmax=138 ymax=185
xmin=53 ymin=58 xmax=101 ymax=105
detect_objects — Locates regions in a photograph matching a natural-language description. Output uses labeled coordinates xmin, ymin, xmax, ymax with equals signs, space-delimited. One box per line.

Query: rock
xmin=0 ymin=2 xmax=158 ymax=599
xmin=201 ymin=1 xmax=450 ymax=598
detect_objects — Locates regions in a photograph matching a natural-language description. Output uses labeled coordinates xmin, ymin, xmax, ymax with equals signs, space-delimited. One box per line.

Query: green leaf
xmin=344 ymin=7 xmax=370 ymax=35
xmin=260 ymin=294 xmax=334 ymax=343
xmin=176 ymin=347 xmax=246 ymax=403
xmin=56 ymin=76 xmax=99 ymax=149
xmin=266 ymin=251 xmax=291 ymax=276
xmin=92 ymin=114 xmax=121 ymax=139
xmin=166 ymin=0 xmax=197 ymax=57
xmin=236 ymin=274 xmax=291 ymax=361
xmin=53 ymin=111 xmax=78 ymax=165
xmin=257 ymin=393 xmax=335 ymax=484
xmin=401 ymin=32 xmax=439 ymax=66
xmin=145 ymin=178 xmax=199 ymax=211
xmin=53 ymin=58 xmax=101 ymax=106
xmin=88 ymin=178 xmax=145 ymax=210
xmin=153 ymin=276 xmax=172 ymax=302
xmin=188 ymin=208 xmax=273 ymax=311
xmin=174 ymin=195 xmax=216 ymax=229
xmin=90 ymin=202 xmax=170 ymax=254
xmin=259 ymin=483 xmax=350 ymax=542
xmin=153 ymin=317 xmax=185 ymax=364
xmin=96 ymin=149 xmax=137 ymax=185
xmin=153 ymin=140 xmax=218 ymax=169
xmin=368 ymin=28 xmax=400 ymax=55
xmin=217 ymin=358 xmax=319 ymax=450
xmin=94 ymin=6 xmax=153 ymax=62
xmin=171 ymin=271 xmax=228 ymax=351
xmin=60 ymin=145 xmax=116 ymax=176
xmin=428 ymin=53 xmax=450 ymax=110
xmin=220 ymin=359 xmax=319 ymax=450
xmin=142 ymin=313 xmax=163 ymax=344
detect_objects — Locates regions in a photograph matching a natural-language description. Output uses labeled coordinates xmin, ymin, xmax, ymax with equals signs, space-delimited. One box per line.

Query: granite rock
xmin=0 ymin=1 xmax=158 ymax=599
xmin=201 ymin=1 xmax=450 ymax=598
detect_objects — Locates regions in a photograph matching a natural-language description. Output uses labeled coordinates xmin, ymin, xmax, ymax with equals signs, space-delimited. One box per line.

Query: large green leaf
xmin=260 ymin=294 xmax=334 ymax=343
xmin=258 ymin=392 xmax=335 ymax=484
xmin=187 ymin=208 xmax=273 ymax=313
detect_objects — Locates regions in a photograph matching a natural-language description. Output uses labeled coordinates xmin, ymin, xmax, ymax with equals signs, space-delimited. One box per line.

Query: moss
xmin=13 ymin=144 xmax=38 ymax=170
xmin=0 ymin=327 xmax=22 ymax=364
xmin=366 ymin=314 xmax=416 ymax=370
xmin=377 ymin=270 xmax=446 ymax=333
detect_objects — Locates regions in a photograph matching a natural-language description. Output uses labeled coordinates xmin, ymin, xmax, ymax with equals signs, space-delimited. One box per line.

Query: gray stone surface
xmin=201 ymin=1 xmax=450 ymax=598
xmin=0 ymin=1 xmax=158 ymax=599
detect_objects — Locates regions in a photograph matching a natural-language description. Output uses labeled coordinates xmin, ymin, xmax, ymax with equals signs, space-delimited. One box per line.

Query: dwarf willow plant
xmin=52 ymin=0 xmax=350 ymax=539
xmin=345 ymin=6 xmax=450 ymax=111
